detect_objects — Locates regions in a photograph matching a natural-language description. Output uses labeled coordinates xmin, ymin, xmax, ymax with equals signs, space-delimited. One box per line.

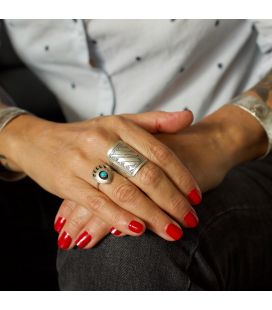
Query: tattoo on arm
xmin=249 ymin=70 xmax=272 ymax=107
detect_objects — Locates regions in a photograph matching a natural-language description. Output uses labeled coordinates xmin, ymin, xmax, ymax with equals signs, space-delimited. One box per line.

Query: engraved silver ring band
xmin=92 ymin=140 xmax=148 ymax=188
xmin=107 ymin=140 xmax=148 ymax=178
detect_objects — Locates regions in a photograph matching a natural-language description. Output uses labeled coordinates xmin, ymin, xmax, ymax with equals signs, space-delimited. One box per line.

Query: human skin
xmin=0 ymin=109 xmax=201 ymax=243
xmin=54 ymin=67 xmax=272 ymax=249
xmin=54 ymin=102 xmax=268 ymax=249
xmin=1 ymin=70 xmax=271 ymax=249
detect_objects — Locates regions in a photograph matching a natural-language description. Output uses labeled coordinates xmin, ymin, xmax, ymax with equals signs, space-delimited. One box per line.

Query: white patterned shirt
xmin=4 ymin=19 xmax=272 ymax=122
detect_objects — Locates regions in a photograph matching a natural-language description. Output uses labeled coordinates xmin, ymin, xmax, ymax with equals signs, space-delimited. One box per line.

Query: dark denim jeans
xmin=57 ymin=154 xmax=272 ymax=290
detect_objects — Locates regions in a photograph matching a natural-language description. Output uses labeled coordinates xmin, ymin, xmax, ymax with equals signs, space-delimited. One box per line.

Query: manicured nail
xmin=54 ymin=217 xmax=66 ymax=233
xmin=187 ymin=188 xmax=202 ymax=205
xmin=184 ymin=210 xmax=199 ymax=228
xmin=110 ymin=227 xmax=122 ymax=236
xmin=166 ymin=223 xmax=183 ymax=240
xmin=128 ymin=220 xmax=144 ymax=233
xmin=75 ymin=231 xmax=92 ymax=248
xmin=58 ymin=231 xmax=72 ymax=249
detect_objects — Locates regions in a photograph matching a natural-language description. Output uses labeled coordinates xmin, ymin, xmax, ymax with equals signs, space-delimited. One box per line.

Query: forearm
xmin=0 ymin=100 xmax=33 ymax=177
xmin=246 ymin=70 xmax=272 ymax=108
xmin=0 ymin=101 xmax=13 ymax=170
xmin=198 ymin=71 xmax=272 ymax=169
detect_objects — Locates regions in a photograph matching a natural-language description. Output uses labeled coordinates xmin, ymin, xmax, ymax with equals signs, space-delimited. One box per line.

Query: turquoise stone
xmin=99 ymin=170 xmax=108 ymax=180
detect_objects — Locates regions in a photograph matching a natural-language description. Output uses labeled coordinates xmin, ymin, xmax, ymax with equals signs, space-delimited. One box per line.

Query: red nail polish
xmin=184 ymin=211 xmax=199 ymax=228
xmin=187 ymin=188 xmax=202 ymax=205
xmin=128 ymin=220 xmax=144 ymax=233
xmin=110 ymin=227 xmax=122 ymax=236
xmin=166 ymin=223 xmax=183 ymax=240
xmin=75 ymin=231 xmax=92 ymax=248
xmin=54 ymin=217 xmax=66 ymax=233
xmin=58 ymin=231 xmax=72 ymax=249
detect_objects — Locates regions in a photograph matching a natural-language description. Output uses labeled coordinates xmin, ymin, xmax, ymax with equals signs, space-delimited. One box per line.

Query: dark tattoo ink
xmin=250 ymin=70 xmax=272 ymax=105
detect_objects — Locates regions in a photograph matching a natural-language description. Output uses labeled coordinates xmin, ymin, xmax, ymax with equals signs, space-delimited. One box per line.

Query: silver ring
xmin=92 ymin=164 xmax=113 ymax=188
xmin=107 ymin=140 xmax=148 ymax=177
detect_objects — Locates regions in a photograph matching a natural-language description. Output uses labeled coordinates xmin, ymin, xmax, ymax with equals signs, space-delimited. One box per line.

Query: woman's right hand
xmin=0 ymin=110 xmax=201 ymax=244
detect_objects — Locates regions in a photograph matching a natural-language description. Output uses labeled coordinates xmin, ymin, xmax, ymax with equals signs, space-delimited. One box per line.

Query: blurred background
xmin=0 ymin=20 xmax=65 ymax=290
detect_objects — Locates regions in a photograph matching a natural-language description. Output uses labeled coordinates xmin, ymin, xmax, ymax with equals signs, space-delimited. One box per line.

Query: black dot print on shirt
xmin=218 ymin=63 xmax=223 ymax=69
xmin=215 ymin=20 xmax=220 ymax=26
xmin=179 ymin=67 xmax=185 ymax=73
xmin=265 ymin=48 xmax=272 ymax=54
xmin=72 ymin=19 xmax=78 ymax=23
xmin=71 ymin=82 xmax=76 ymax=89
xmin=44 ymin=45 xmax=49 ymax=51
xmin=170 ymin=19 xmax=176 ymax=22
xmin=136 ymin=56 xmax=142 ymax=61
xmin=91 ymin=40 xmax=97 ymax=45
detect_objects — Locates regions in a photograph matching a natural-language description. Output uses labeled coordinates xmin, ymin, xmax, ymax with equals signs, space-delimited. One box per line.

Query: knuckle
xmin=176 ymin=174 xmax=194 ymax=191
xmin=111 ymin=115 xmax=128 ymax=129
xmin=66 ymin=217 xmax=82 ymax=230
xmin=169 ymin=195 xmax=185 ymax=213
xmin=60 ymin=200 xmax=76 ymax=212
xmin=112 ymin=182 xmax=139 ymax=203
xmin=139 ymin=163 xmax=162 ymax=186
xmin=111 ymin=211 xmax=125 ymax=227
xmin=86 ymin=195 xmax=108 ymax=213
xmin=79 ymin=126 xmax=106 ymax=144
xmin=69 ymin=149 xmax=85 ymax=166
xmin=149 ymin=143 xmax=172 ymax=163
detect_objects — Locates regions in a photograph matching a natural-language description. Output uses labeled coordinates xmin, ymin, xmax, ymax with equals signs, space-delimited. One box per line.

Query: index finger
xmin=115 ymin=117 xmax=202 ymax=205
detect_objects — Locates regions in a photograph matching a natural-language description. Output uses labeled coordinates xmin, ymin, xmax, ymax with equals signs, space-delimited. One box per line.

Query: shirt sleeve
xmin=242 ymin=20 xmax=272 ymax=91
xmin=252 ymin=19 xmax=272 ymax=54
xmin=0 ymin=88 xmax=26 ymax=182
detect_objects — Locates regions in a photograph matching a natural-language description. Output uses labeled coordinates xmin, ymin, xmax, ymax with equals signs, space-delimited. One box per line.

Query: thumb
xmin=122 ymin=110 xmax=194 ymax=133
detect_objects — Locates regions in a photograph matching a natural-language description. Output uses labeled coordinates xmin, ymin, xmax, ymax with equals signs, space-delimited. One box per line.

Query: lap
xmin=57 ymin=154 xmax=272 ymax=290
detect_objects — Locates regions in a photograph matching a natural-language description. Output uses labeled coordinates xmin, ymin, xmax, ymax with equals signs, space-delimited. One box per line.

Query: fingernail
xmin=187 ymin=188 xmax=202 ymax=205
xmin=75 ymin=231 xmax=92 ymax=249
xmin=166 ymin=223 xmax=183 ymax=240
xmin=54 ymin=217 xmax=66 ymax=233
xmin=128 ymin=220 xmax=144 ymax=233
xmin=184 ymin=210 xmax=199 ymax=228
xmin=110 ymin=227 xmax=122 ymax=236
xmin=58 ymin=231 xmax=72 ymax=249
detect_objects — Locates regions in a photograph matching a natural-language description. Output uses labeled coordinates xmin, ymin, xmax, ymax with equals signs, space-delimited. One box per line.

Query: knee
xmin=57 ymin=230 xmax=192 ymax=290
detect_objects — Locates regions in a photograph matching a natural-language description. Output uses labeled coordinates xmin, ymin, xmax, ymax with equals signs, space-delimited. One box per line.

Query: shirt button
xmin=89 ymin=58 xmax=97 ymax=67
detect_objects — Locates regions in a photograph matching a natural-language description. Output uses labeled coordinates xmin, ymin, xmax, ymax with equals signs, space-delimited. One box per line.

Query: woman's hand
xmin=0 ymin=110 xmax=202 ymax=249
xmin=54 ymin=118 xmax=223 ymax=249
xmin=54 ymin=113 xmax=227 ymax=250
xmin=53 ymin=103 xmax=269 ymax=250
xmin=54 ymin=114 xmax=224 ymax=250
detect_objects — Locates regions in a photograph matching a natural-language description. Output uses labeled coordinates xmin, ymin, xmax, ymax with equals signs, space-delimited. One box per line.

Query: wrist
xmin=199 ymin=104 xmax=268 ymax=168
xmin=0 ymin=113 xmax=50 ymax=171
